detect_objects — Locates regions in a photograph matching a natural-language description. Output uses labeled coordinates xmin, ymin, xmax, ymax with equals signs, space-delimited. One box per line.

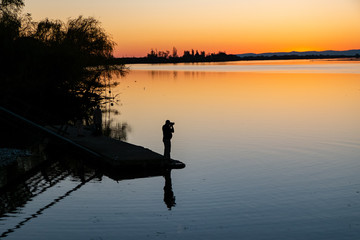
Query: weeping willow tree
xmin=1 ymin=0 xmax=127 ymax=125
xmin=0 ymin=0 xmax=23 ymax=73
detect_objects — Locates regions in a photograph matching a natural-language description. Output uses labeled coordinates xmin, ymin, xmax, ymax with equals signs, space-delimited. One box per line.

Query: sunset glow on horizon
xmin=24 ymin=0 xmax=360 ymax=57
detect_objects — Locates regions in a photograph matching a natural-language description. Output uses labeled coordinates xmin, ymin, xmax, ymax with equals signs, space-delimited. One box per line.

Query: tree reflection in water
xmin=0 ymin=140 xmax=179 ymax=238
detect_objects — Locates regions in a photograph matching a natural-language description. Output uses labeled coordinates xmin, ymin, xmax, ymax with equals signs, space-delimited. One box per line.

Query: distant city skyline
xmin=23 ymin=0 xmax=360 ymax=57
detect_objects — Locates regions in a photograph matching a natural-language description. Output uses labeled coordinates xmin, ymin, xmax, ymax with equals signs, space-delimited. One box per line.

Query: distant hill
xmin=237 ymin=49 xmax=360 ymax=58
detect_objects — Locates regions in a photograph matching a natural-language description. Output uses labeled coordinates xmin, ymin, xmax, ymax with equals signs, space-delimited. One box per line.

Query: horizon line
xmin=114 ymin=48 xmax=360 ymax=58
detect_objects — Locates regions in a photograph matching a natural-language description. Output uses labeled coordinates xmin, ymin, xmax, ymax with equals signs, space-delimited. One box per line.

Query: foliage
xmin=116 ymin=48 xmax=239 ymax=64
xmin=0 ymin=0 xmax=24 ymax=14
xmin=0 ymin=1 xmax=126 ymax=125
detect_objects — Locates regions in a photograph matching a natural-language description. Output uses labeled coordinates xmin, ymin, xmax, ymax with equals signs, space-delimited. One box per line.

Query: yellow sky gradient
xmin=23 ymin=0 xmax=360 ymax=57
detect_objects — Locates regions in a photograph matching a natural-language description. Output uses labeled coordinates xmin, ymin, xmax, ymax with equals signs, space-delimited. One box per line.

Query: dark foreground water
xmin=1 ymin=60 xmax=360 ymax=239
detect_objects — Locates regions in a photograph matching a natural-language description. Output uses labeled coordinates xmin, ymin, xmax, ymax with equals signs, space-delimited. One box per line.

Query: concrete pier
xmin=0 ymin=106 xmax=185 ymax=169
xmin=54 ymin=125 xmax=185 ymax=168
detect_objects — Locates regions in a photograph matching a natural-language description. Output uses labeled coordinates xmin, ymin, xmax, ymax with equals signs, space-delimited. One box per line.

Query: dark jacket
xmin=162 ymin=124 xmax=174 ymax=140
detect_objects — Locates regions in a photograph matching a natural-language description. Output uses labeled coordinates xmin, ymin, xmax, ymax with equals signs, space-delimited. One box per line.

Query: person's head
xmin=165 ymin=120 xmax=174 ymax=126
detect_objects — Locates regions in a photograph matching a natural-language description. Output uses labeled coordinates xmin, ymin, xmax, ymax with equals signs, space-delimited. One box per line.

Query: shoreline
xmin=112 ymin=55 xmax=360 ymax=65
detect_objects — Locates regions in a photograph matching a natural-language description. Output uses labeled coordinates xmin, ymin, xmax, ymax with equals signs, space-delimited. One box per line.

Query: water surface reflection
xmin=1 ymin=60 xmax=360 ymax=240
xmin=0 ymin=144 xmax=178 ymax=238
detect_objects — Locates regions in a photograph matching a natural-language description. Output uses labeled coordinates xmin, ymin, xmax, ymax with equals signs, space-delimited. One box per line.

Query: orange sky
xmin=24 ymin=0 xmax=360 ymax=57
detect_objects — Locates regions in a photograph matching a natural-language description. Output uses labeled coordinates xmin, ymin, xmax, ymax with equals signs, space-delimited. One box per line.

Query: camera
xmin=166 ymin=120 xmax=175 ymax=126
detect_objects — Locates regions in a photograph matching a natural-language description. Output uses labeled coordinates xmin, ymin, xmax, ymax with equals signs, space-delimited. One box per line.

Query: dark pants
xmin=163 ymin=138 xmax=171 ymax=159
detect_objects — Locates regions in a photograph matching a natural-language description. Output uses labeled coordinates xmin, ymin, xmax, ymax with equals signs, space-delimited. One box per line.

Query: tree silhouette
xmin=172 ymin=47 xmax=178 ymax=58
xmin=0 ymin=1 xmax=126 ymax=125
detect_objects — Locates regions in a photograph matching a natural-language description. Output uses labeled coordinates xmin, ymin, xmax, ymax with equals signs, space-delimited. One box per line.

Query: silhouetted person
xmin=162 ymin=120 xmax=174 ymax=160
xmin=163 ymin=169 xmax=176 ymax=210
xmin=93 ymin=105 xmax=102 ymax=135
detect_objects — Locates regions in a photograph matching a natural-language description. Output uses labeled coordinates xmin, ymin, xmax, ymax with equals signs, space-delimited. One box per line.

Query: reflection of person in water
xmin=163 ymin=169 xmax=176 ymax=210
xmin=162 ymin=120 xmax=174 ymax=160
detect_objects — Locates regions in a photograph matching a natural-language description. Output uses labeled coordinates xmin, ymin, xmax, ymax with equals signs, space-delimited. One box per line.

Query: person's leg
xmin=163 ymin=139 xmax=171 ymax=159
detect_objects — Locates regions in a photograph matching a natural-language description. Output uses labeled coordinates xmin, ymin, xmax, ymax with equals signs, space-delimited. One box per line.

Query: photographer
xmin=162 ymin=120 xmax=175 ymax=160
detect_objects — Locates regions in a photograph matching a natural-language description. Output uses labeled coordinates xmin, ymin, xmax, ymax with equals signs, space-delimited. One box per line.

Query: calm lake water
xmin=1 ymin=60 xmax=360 ymax=239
